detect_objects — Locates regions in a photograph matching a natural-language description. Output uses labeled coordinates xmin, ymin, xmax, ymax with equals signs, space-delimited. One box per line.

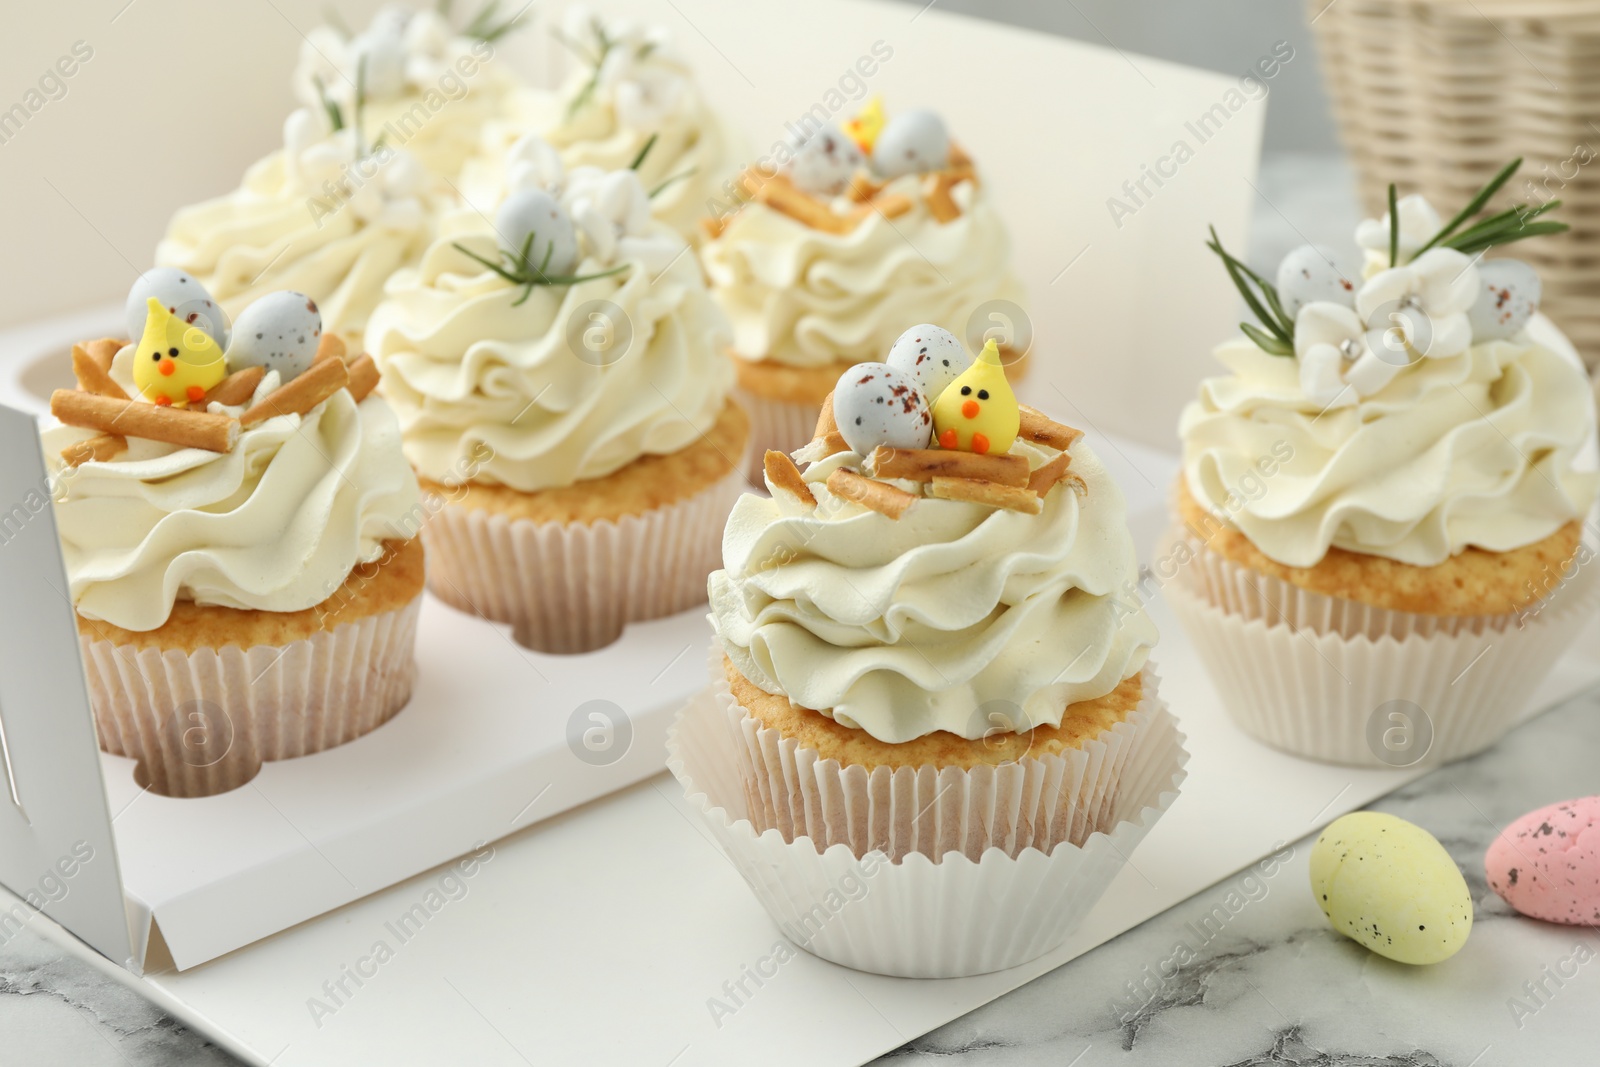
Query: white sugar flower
xmin=1294 ymin=302 xmax=1402 ymax=408
xmin=1355 ymin=247 xmax=1479 ymax=363
xmin=562 ymin=167 xmax=679 ymax=271
xmin=503 ymin=133 xmax=567 ymax=196
xmin=1355 ymin=194 xmax=1443 ymax=278
xmin=563 ymin=5 xmax=689 ymax=132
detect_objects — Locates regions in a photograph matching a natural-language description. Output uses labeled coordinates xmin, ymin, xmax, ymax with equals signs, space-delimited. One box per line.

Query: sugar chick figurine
xmin=844 ymin=96 xmax=886 ymax=154
xmin=133 ymin=296 xmax=227 ymax=406
xmin=932 ymin=338 xmax=1018 ymax=455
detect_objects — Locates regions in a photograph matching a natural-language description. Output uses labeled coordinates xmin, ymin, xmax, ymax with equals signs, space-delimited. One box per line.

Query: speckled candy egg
xmin=833 ymin=362 xmax=932 ymax=455
xmin=126 ymin=268 xmax=228 ymax=350
xmin=871 ymin=109 xmax=950 ymax=179
xmin=787 ymin=127 xmax=864 ymax=197
xmin=886 ymin=323 xmax=970 ymax=402
xmin=1275 ymin=244 xmax=1355 ymax=321
xmin=495 ymin=188 xmax=578 ymax=277
xmin=1486 ymin=796 xmax=1600 ymax=925
xmin=1311 ymin=812 xmax=1472 ymax=965
xmin=1467 ymin=259 xmax=1541 ymax=342
xmin=226 ymin=291 xmax=323 ymax=382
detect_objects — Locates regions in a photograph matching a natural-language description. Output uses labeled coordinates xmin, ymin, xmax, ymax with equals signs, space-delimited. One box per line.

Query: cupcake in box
xmin=458 ymin=5 xmax=742 ymax=247
xmin=44 ymin=273 xmax=423 ymax=798
xmin=701 ymin=101 xmax=1027 ymax=478
xmin=368 ymin=137 xmax=748 ymax=654
xmin=289 ymin=3 xmax=528 ymax=183
xmin=155 ymin=98 xmax=432 ymax=353
xmin=1168 ymin=160 xmax=1600 ymax=766
xmin=668 ymin=325 xmax=1186 ymax=978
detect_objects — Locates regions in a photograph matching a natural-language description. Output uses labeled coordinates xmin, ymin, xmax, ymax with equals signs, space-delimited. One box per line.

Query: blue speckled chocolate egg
xmin=494 ymin=188 xmax=578 ymax=277
xmin=886 ymin=323 xmax=970 ymax=402
xmin=1276 ymin=244 xmax=1356 ymax=321
xmin=126 ymin=268 xmax=229 ymax=349
xmin=833 ymin=362 xmax=932 ymax=455
xmin=787 ymin=127 xmax=864 ymax=197
xmin=871 ymin=110 xmax=950 ymax=179
xmin=226 ymin=291 xmax=323 ymax=381
xmin=1468 ymin=259 xmax=1541 ymax=342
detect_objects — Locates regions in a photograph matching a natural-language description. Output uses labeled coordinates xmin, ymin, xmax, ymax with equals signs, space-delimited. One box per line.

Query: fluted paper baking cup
xmin=666 ymin=654 xmax=1188 ymax=978
xmin=82 ymin=595 xmax=420 ymax=798
xmin=731 ymin=386 xmax=820 ymax=484
xmin=1164 ymin=525 xmax=1600 ymax=766
xmin=423 ymin=465 xmax=744 ymax=654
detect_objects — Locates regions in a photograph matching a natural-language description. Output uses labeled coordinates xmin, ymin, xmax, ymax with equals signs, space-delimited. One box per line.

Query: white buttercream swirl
xmin=710 ymin=440 xmax=1157 ymax=743
xmin=367 ymin=211 xmax=733 ymax=491
xmin=156 ymin=109 xmax=433 ymax=345
xmin=701 ymin=175 xmax=1025 ymax=369
xmin=1181 ymin=316 xmax=1599 ymax=569
xmin=43 ymin=348 xmax=422 ymax=633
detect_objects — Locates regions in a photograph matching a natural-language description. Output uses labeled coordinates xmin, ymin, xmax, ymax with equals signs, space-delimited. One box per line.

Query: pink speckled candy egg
xmin=1485 ymin=796 xmax=1600 ymax=925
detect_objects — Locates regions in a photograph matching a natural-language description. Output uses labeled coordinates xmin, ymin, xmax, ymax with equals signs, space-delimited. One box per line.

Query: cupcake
xmin=701 ymin=101 xmax=1027 ymax=477
xmin=1169 ymin=161 xmax=1600 ymax=766
xmin=368 ymin=137 xmax=748 ymax=654
xmin=45 ymin=274 xmax=423 ymax=798
xmin=155 ymin=101 xmax=432 ymax=352
xmin=458 ymin=5 xmax=742 ymax=247
xmin=668 ymin=326 xmax=1185 ymax=978
xmin=289 ymin=4 xmax=527 ymax=183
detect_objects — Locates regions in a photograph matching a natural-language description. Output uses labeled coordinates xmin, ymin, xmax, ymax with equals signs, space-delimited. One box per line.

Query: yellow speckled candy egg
xmin=1310 ymin=812 xmax=1472 ymax=965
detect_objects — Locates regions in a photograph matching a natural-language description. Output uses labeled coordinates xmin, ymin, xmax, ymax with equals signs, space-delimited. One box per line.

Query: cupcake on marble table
xmin=668 ymin=325 xmax=1186 ymax=979
xmin=1168 ymin=160 xmax=1599 ymax=766
xmin=155 ymin=94 xmax=432 ymax=353
xmin=368 ymin=136 xmax=748 ymax=654
xmin=45 ymin=273 xmax=423 ymax=798
xmin=701 ymin=100 xmax=1027 ymax=477
xmin=461 ymin=5 xmax=742 ymax=248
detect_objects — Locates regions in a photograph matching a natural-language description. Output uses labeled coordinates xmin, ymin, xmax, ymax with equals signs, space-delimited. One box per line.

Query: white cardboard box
xmin=0 ymin=2 xmax=1487 ymax=1064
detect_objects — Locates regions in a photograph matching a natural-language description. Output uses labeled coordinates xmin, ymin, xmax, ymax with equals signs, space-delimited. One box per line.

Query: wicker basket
xmin=1310 ymin=0 xmax=1600 ymax=369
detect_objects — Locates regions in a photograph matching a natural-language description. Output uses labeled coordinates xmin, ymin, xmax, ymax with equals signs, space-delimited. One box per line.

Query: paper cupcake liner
xmin=731 ymin=386 xmax=820 ymax=484
xmin=1164 ymin=525 xmax=1600 ymax=766
xmin=82 ymin=595 xmax=421 ymax=798
xmin=666 ymin=650 xmax=1188 ymax=978
xmin=422 ymin=465 xmax=744 ymax=654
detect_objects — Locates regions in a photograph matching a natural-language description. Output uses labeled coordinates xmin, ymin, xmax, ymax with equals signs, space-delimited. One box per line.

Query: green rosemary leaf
xmin=1412 ymin=157 xmax=1522 ymax=257
xmin=451 ymin=242 xmax=526 ymax=285
xmin=649 ymin=168 xmax=696 ymax=198
xmin=1207 ymin=228 xmax=1290 ymax=346
xmin=312 ymin=75 xmax=344 ymax=133
xmin=1448 ymin=220 xmax=1570 ymax=256
xmin=1387 ymin=183 xmax=1398 ymax=268
xmin=630 ymin=133 xmax=659 ymax=171
xmin=1241 ymin=323 xmax=1294 ymax=356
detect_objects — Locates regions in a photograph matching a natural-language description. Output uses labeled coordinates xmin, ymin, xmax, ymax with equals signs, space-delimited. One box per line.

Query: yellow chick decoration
xmin=932 ymin=339 xmax=1018 ymax=455
xmin=844 ymin=96 xmax=886 ymax=154
xmin=133 ymin=297 xmax=226 ymax=407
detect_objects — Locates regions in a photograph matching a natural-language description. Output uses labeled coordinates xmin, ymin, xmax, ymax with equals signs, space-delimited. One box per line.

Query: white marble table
xmin=8 ymin=154 xmax=1595 ymax=1066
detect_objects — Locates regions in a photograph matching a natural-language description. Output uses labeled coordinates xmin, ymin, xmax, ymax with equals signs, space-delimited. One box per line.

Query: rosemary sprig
xmin=649 ymin=168 xmax=696 ymax=198
xmin=465 ymin=0 xmax=531 ymax=43
xmin=1392 ymin=157 xmax=1569 ymax=261
xmin=629 ymin=133 xmax=659 ymax=170
xmin=1387 ymin=183 xmax=1398 ymax=268
xmin=452 ymin=233 xmax=629 ymax=307
xmin=1206 ymin=226 xmax=1295 ymax=356
xmin=353 ymin=53 xmax=368 ymax=157
xmin=553 ymin=17 xmax=616 ymax=121
xmin=312 ymin=75 xmax=344 ymax=133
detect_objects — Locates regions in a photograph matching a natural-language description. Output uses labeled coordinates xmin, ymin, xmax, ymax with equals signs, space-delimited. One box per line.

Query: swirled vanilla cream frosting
xmin=710 ymin=439 xmax=1157 ymax=743
xmin=156 ymin=108 xmax=433 ymax=346
xmin=1180 ymin=317 xmax=1599 ymax=569
xmin=701 ymin=174 xmax=1025 ymax=369
xmin=367 ymin=158 xmax=733 ymax=492
xmin=44 ymin=348 xmax=421 ymax=633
